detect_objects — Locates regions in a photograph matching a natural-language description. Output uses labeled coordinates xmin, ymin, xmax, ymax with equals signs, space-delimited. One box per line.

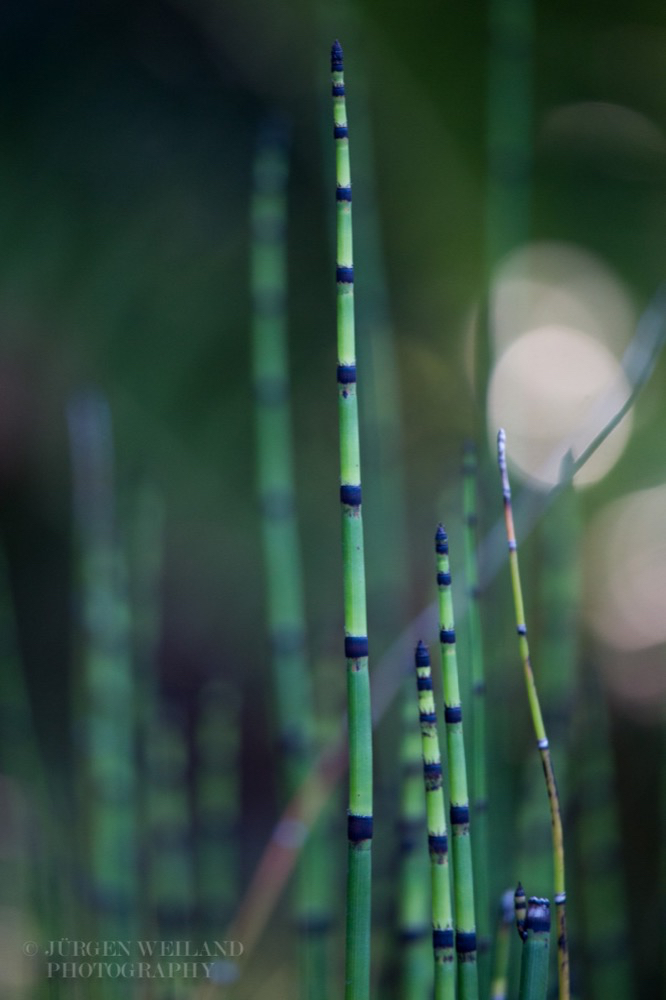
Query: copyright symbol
xmin=23 ymin=941 xmax=38 ymax=957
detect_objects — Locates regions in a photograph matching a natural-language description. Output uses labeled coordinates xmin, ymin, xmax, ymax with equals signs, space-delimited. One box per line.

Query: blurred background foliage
xmin=2 ymin=0 xmax=666 ymax=996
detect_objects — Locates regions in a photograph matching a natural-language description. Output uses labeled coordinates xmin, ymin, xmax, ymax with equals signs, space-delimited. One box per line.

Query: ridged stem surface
xmin=436 ymin=526 xmax=479 ymax=1000
xmin=415 ymin=642 xmax=455 ymax=1000
xmin=332 ymin=40 xmax=373 ymax=1000
xmin=518 ymin=898 xmax=551 ymax=1000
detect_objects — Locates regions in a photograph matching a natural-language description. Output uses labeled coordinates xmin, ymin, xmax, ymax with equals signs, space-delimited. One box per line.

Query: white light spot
xmin=487 ymin=326 xmax=632 ymax=488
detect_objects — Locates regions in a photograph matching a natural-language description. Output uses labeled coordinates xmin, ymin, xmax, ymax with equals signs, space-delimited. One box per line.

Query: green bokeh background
xmin=2 ymin=1 xmax=666 ymax=996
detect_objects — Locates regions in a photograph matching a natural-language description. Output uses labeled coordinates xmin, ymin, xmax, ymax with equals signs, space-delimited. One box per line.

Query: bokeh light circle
xmin=487 ymin=325 xmax=632 ymax=488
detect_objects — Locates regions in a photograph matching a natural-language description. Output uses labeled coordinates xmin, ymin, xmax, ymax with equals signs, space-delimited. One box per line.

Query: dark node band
xmin=466 ymin=513 xmax=478 ymax=526
xmin=423 ymin=761 xmax=442 ymax=779
xmin=348 ymin=814 xmax=373 ymax=842
xmin=468 ymin=584 xmax=480 ymax=600
xmin=334 ymin=125 xmax=349 ymax=140
xmin=440 ymin=629 xmax=456 ymax=645
xmin=337 ymin=364 xmax=356 ymax=384
xmin=252 ymin=288 xmax=285 ymax=316
xmin=435 ymin=524 xmax=448 ymax=551
xmin=526 ymin=898 xmax=551 ymax=933
xmin=261 ymin=490 xmax=294 ymax=519
xmin=340 ymin=484 xmax=362 ymax=506
xmin=336 ymin=186 xmax=352 ymax=201
xmin=397 ymin=817 xmax=422 ymax=839
xmin=331 ymin=40 xmax=344 ymax=71
xmin=437 ymin=572 xmax=451 ymax=586
xmin=295 ymin=914 xmax=333 ymax=935
xmin=399 ymin=927 xmax=428 ymax=944
xmin=428 ymin=834 xmax=448 ymax=855
xmin=271 ymin=626 xmax=305 ymax=655
xmin=399 ymin=833 xmax=417 ymax=854
xmin=444 ymin=705 xmax=462 ymax=724
xmin=417 ymin=674 xmax=433 ymax=691
xmin=419 ymin=711 xmax=437 ymax=725
xmin=279 ymin=730 xmax=307 ymax=754
xmin=473 ymin=681 xmax=486 ymax=695
xmin=345 ymin=635 xmax=369 ymax=659
xmin=254 ymin=376 xmax=287 ymax=406
xmin=456 ymin=931 xmax=477 ymax=954
xmin=331 ymin=83 xmax=345 ymax=96
xmin=336 ymin=264 xmax=353 ymax=282
xmin=433 ymin=929 xmax=454 ymax=949
xmin=450 ymin=804 xmax=470 ymax=825
xmin=517 ymin=624 xmax=527 ymax=636
xmin=415 ymin=640 xmax=430 ymax=666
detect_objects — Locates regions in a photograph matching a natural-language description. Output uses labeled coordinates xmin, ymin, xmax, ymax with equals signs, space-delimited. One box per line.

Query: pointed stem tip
xmin=435 ymin=523 xmax=448 ymax=554
xmin=331 ymin=40 xmax=344 ymax=72
xmin=415 ymin=640 xmax=430 ymax=666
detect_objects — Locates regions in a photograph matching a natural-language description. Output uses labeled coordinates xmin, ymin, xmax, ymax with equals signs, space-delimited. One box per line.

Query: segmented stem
xmin=435 ymin=526 xmax=479 ymax=1000
xmin=332 ymin=40 xmax=373 ymax=1000
xmin=251 ymin=118 xmax=314 ymax=782
xmin=415 ymin=641 xmax=456 ymax=1000
xmin=462 ymin=443 xmax=490 ymax=963
xmin=518 ymin=898 xmax=551 ymax=1000
xmin=489 ymin=890 xmax=515 ymax=1000
xmin=497 ymin=429 xmax=569 ymax=1000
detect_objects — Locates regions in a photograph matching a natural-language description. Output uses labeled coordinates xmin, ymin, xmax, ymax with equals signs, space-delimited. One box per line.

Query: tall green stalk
xmin=195 ymin=678 xmax=241 ymax=936
xmin=497 ymin=430 xmax=569 ymax=1000
xmin=332 ymin=39 xmax=373 ymax=1000
xmin=396 ymin=677 xmax=431 ymax=1000
xmin=68 ymin=390 xmax=137 ymax=949
xmin=415 ymin=641 xmax=455 ymax=1000
xmin=461 ymin=443 xmax=490 ymax=969
xmin=489 ymin=890 xmax=515 ymax=1000
xmin=518 ymin=898 xmax=551 ymax=1000
xmin=435 ymin=525 xmax=479 ymax=1000
xmin=251 ymin=115 xmax=332 ymax=997
xmin=251 ymin=118 xmax=314 ymax=785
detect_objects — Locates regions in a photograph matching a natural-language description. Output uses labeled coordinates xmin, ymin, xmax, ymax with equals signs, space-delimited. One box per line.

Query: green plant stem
xmin=332 ymin=39 xmax=373 ymax=1000
xmin=518 ymin=898 xmax=551 ymax=1000
xmin=68 ymin=390 xmax=137 ymax=950
xmin=415 ymin=641 xmax=455 ymax=1000
xmin=489 ymin=890 xmax=515 ymax=1000
xmin=462 ymin=443 xmax=490 ymax=972
xmin=435 ymin=525 xmax=479 ymax=1000
xmin=497 ymin=430 xmax=569 ymax=1000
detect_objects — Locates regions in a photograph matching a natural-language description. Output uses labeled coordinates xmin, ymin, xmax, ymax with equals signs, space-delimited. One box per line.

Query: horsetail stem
xmin=332 ymin=40 xmax=373 ymax=1000
xmin=514 ymin=882 xmax=527 ymax=941
xmin=435 ymin=525 xmax=479 ymax=1000
xmin=497 ymin=430 xmax=569 ymax=1000
xmin=461 ymin=443 xmax=490 ymax=962
xmin=518 ymin=898 xmax=551 ymax=1000
xmin=251 ymin=117 xmax=314 ymax=782
xmin=414 ymin=641 xmax=455 ymax=1000
xmin=397 ymin=677 xmax=431 ymax=1000
xmin=489 ymin=890 xmax=516 ymax=1000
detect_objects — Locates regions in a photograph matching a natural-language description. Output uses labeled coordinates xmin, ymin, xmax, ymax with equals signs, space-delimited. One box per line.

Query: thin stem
xmin=497 ymin=430 xmax=569 ymax=1000
xmin=462 ymin=443 xmax=490 ymax=967
xmin=332 ymin=39 xmax=373 ymax=1000
xmin=489 ymin=890 xmax=515 ymax=1000
xmin=518 ymin=898 xmax=551 ymax=1000
xmin=436 ymin=526 xmax=479 ymax=1000
xmin=415 ymin=642 xmax=456 ymax=1000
